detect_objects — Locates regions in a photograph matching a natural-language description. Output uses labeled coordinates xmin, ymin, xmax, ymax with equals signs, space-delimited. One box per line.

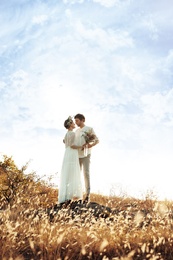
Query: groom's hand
xmin=83 ymin=143 xmax=93 ymax=148
xmin=81 ymin=144 xmax=86 ymax=150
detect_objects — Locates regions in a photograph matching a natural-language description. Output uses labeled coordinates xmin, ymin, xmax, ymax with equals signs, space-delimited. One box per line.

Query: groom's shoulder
xmin=84 ymin=125 xmax=93 ymax=131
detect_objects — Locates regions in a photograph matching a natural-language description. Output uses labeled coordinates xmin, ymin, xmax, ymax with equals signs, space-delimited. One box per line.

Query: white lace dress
xmin=58 ymin=131 xmax=83 ymax=204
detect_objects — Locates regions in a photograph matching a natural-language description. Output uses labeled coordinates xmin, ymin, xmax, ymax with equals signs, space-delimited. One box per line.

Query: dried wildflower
xmin=82 ymin=131 xmax=97 ymax=144
xmin=81 ymin=246 xmax=86 ymax=255
xmin=99 ymin=239 xmax=108 ymax=252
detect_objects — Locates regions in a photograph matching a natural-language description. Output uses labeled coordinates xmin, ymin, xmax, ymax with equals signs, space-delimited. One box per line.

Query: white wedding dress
xmin=58 ymin=130 xmax=83 ymax=204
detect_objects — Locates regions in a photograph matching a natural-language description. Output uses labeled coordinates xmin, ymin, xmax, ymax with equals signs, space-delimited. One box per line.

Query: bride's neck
xmin=68 ymin=127 xmax=73 ymax=131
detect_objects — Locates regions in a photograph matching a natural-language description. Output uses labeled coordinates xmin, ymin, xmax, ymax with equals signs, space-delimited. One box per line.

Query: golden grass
xmin=1 ymin=188 xmax=173 ymax=259
xmin=1 ymin=155 xmax=173 ymax=259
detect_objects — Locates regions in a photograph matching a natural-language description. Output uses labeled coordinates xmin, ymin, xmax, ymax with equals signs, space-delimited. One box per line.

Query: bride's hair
xmin=74 ymin=113 xmax=85 ymax=121
xmin=64 ymin=116 xmax=73 ymax=129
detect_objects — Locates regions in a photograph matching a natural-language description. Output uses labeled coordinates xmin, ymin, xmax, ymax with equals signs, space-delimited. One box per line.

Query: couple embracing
xmin=58 ymin=113 xmax=99 ymax=205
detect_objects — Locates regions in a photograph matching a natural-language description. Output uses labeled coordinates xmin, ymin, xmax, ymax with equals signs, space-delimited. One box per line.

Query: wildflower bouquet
xmin=82 ymin=131 xmax=98 ymax=156
xmin=82 ymin=131 xmax=97 ymax=144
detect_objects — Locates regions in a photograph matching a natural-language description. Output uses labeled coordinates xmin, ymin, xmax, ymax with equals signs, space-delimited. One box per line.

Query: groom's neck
xmin=80 ymin=123 xmax=85 ymax=128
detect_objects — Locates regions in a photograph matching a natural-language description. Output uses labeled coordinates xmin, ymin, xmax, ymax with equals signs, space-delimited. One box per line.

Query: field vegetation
xmin=0 ymin=155 xmax=173 ymax=260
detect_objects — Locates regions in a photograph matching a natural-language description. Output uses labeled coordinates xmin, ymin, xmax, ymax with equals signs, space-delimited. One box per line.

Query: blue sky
xmin=1 ymin=0 xmax=173 ymax=200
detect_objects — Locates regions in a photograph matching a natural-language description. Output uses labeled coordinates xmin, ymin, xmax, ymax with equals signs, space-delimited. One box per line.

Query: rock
xmin=46 ymin=201 xmax=112 ymax=222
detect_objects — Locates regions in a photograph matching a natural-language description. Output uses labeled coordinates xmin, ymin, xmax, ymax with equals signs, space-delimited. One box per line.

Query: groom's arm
xmin=87 ymin=139 xmax=99 ymax=148
xmin=87 ymin=127 xmax=99 ymax=148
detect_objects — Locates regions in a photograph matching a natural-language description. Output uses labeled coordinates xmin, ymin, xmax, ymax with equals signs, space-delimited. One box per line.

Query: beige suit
xmin=75 ymin=126 xmax=98 ymax=197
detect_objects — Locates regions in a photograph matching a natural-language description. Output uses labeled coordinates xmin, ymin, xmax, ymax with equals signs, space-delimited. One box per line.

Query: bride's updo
xmin=64 ymin=116 xmax=73 ymax=129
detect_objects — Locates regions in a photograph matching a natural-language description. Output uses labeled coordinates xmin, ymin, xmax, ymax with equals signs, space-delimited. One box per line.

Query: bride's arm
xmin=71 ymin=144 xmax=83 ymax=149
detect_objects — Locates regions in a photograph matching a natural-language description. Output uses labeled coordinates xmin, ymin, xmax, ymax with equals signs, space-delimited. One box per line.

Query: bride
xmin=58 ymin=116 xmax=83 ymax=205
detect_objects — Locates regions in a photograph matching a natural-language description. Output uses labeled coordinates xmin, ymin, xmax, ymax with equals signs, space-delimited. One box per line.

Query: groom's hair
xmin=74 ymin=113 xmax=85 ymax=122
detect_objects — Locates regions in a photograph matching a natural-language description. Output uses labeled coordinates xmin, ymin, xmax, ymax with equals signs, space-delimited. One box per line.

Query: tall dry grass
xmin=0 ymin=155 xmax=173 ymax=259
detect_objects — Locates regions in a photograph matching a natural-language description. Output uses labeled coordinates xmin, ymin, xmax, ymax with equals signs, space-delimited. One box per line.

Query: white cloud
xmin=141 ymin=14 xmax=159 ymax=40
xmin=92 ymin=0 xmax=122 ymax=8
xmin=141 ymin=89 xmax=173 ymax=123
xmin=63 ymin=0 xmax=84 ymax=4
xmin=32 ymin=15 xmax=48 ymax=25
xmin=165 ymin=49 xmax=173 ymax=70
xmin=75 ymin=21 xmax=134 ymax=50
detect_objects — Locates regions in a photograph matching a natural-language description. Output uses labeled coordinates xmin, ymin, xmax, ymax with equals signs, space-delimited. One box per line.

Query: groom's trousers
xmin=79 ymin=154 xmax=91 ymax=196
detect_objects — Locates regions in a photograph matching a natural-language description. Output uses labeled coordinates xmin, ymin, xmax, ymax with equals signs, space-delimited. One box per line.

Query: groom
xmin=74 ymin=113 xmax=99 ymax=203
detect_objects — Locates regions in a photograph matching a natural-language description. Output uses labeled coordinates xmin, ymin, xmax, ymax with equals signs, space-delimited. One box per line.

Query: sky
xmin=0 ymin=0 xmax=173 ymax=200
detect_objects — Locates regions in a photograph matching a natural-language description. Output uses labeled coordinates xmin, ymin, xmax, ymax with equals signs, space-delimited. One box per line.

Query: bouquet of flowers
xmin=82 ymin=131 xmax=98 ymax=156
xmin=82 ymin=131 xmax=97 ymax=143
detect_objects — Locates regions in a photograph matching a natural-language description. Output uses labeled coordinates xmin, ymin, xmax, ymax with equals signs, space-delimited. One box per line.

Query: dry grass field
xmin=0 ymin=155 xmax=173 ymax=260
